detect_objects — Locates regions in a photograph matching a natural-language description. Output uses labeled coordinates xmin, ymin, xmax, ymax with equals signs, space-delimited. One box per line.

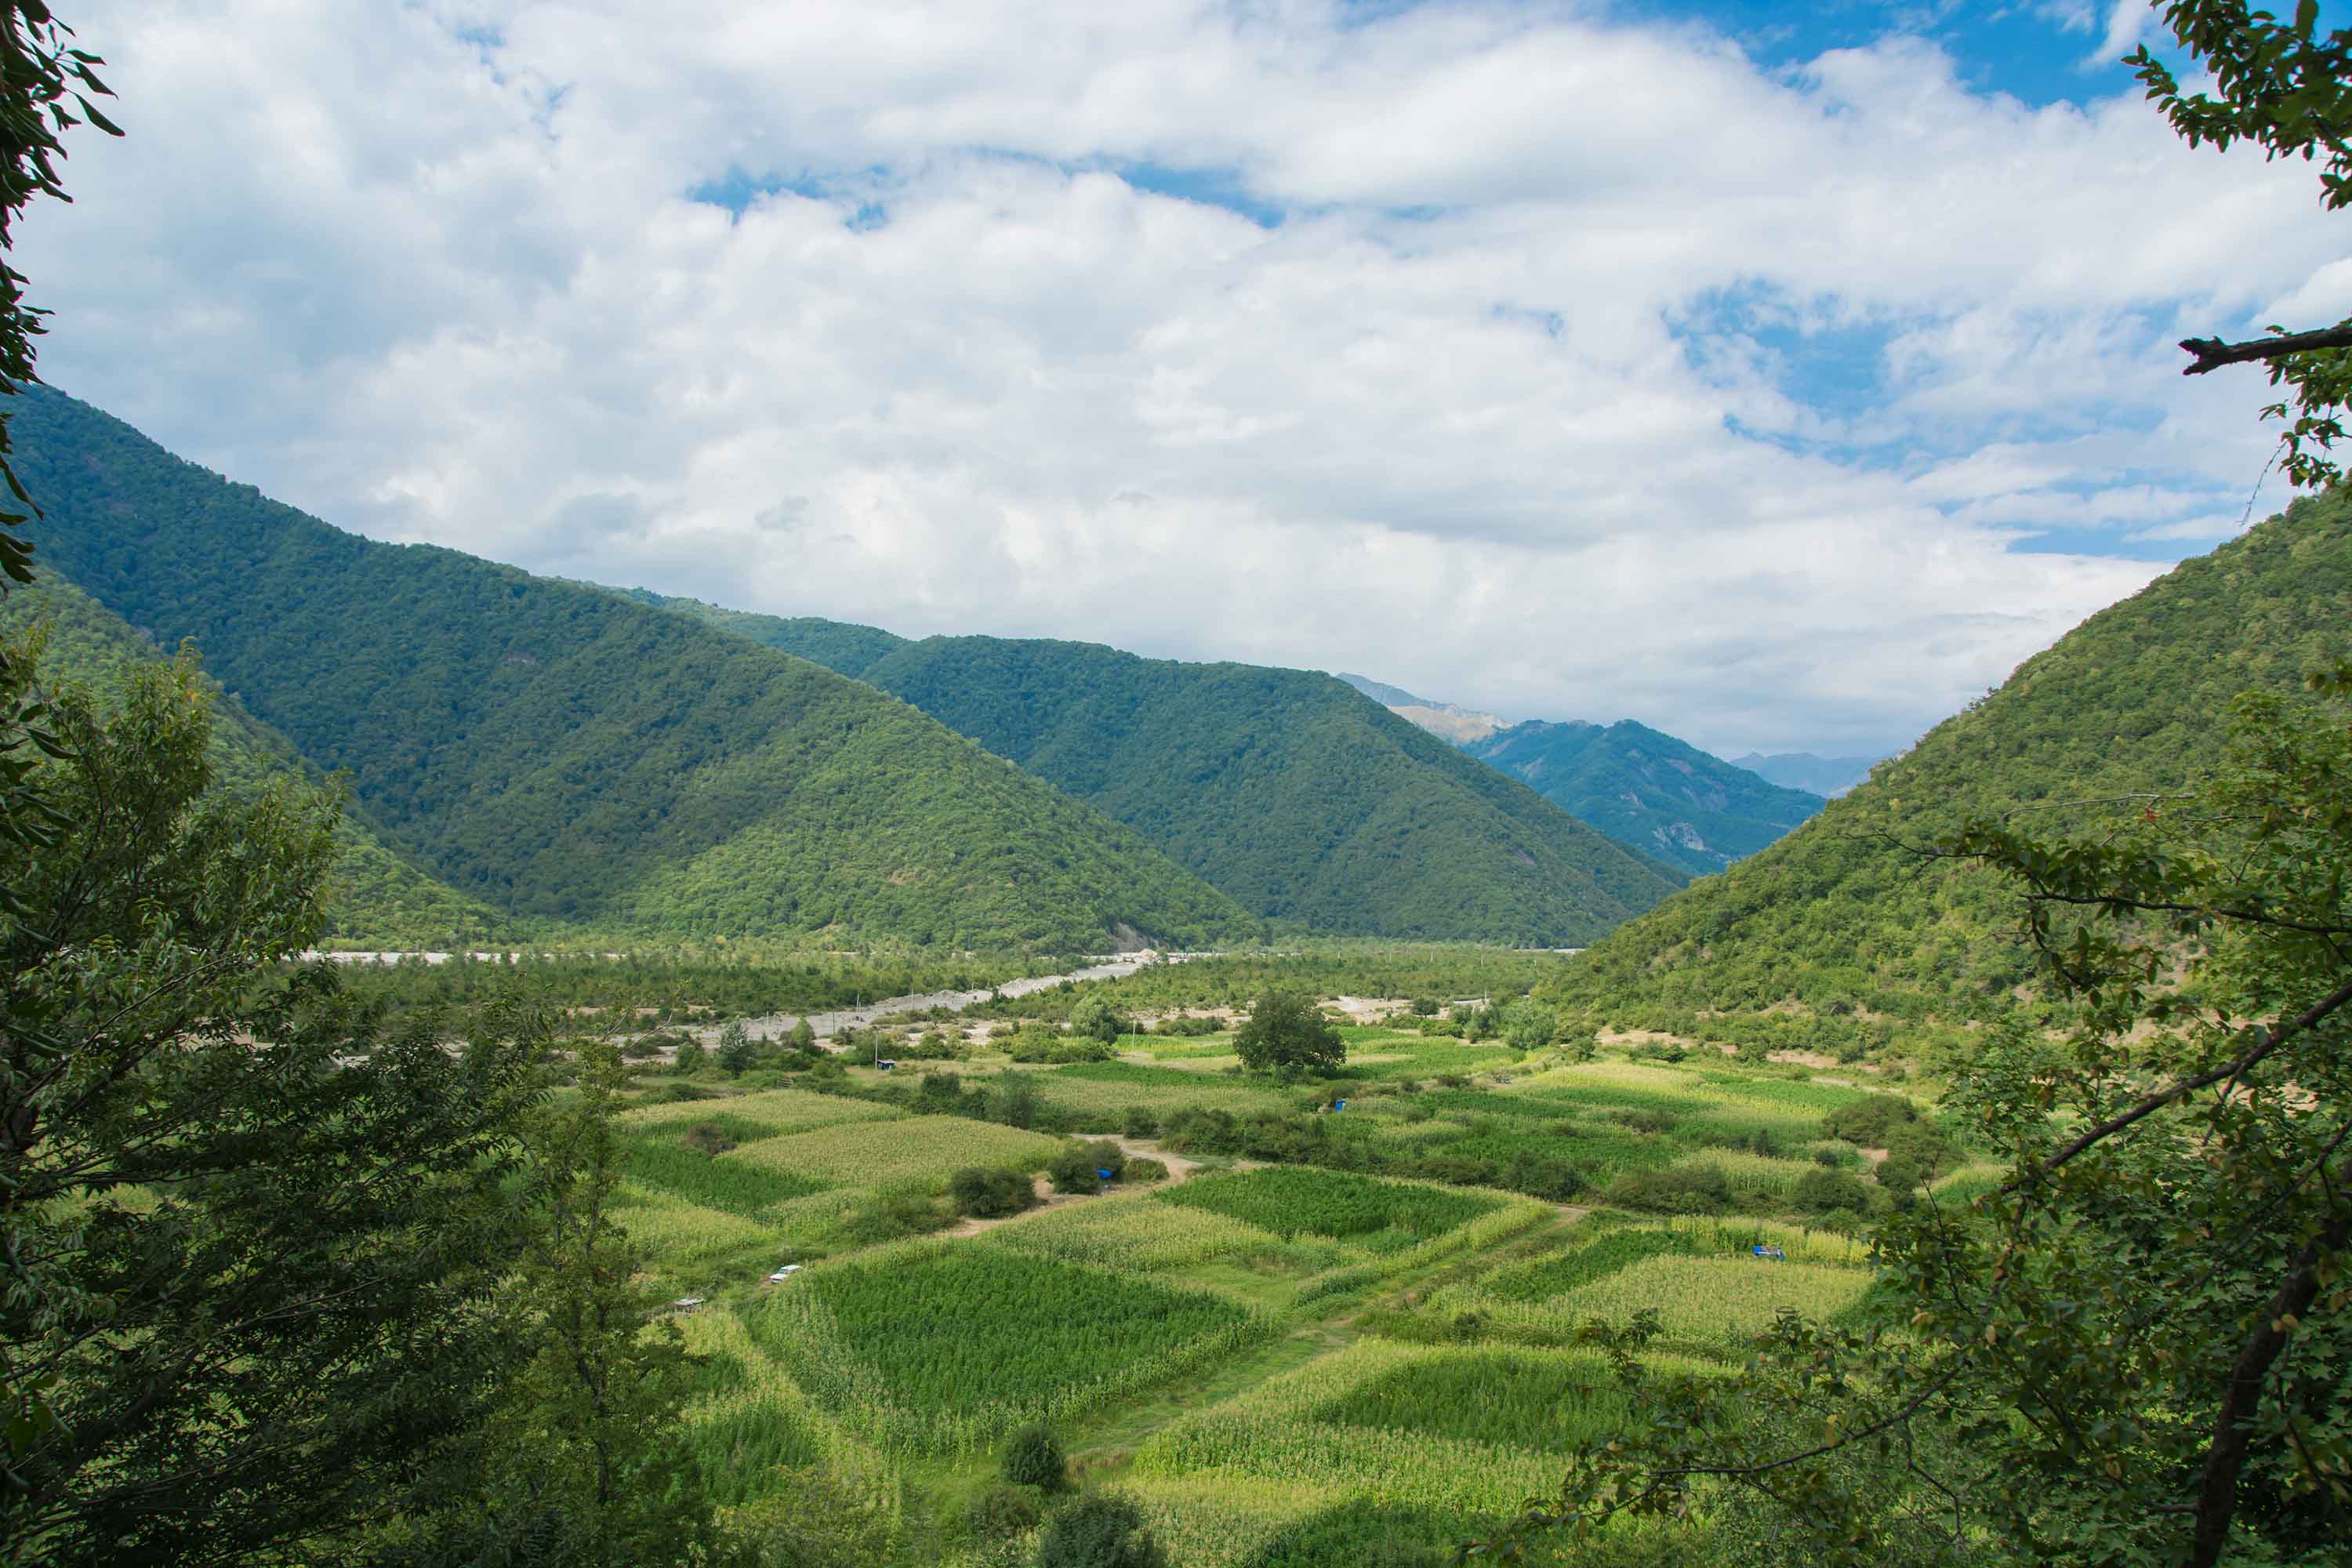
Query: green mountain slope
xmin=1548 ymin=493 xmax=2352 ymax=1028
xmin=1462 ymin=720 xmax=1827 ymax=877
xmin=618 ymin=596 xmax=1686 ymax=943
xmin=613 ymin=588 xmax=909 ymax=677
xmin=847 ymin=637 xmax=1683 ymax=945
xmin=0 ymin=571 xmax=509 ymax=946
xmin=11 ymin=387 xmax=1255 ymax=952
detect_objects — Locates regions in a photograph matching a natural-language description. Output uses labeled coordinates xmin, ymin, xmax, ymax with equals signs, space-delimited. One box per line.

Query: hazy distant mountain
xmin=1730 ymin=752 xmax=1886 ymax=797
xmin=1334 ymin=671 xmax=1506 ymax=743
xmin=1463 ymin=720 xmax=1827 ymax=878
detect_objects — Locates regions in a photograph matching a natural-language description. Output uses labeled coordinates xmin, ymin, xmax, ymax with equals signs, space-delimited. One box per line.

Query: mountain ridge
xmin=11 ymin=385 xmax=1258 ymax=952
xmin=1546 ymin=492 xmax=2352 ymax=1030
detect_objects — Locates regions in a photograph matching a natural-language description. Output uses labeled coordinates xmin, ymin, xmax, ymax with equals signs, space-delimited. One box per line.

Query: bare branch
xmin=2180 ymin=324 xmax=2352 ymax=376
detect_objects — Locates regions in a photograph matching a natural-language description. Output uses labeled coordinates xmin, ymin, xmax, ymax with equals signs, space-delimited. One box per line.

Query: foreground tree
xmin=2129 ymin=2 xmax=2352 ymax=485
xmin=1232 ymin=989 xmax=1345 ymax=1074
xmin=397 ymin=1036 xmax=715 ymax=1566
xmin=1472 ymin=673 xmax=2352 ymax=1566
xmin=0 ymin=644 xmax=544 ymax=1564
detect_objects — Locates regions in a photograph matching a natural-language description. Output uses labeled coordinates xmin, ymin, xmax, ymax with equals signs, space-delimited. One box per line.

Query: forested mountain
xmin=0 ymin=572 xmax=510 ymax=946
xmin=624 ymin=598 xmax=1689 ymax=940
xmin=10 ymin=387 xmax=1256 ymax=952
xmin=1730 ymin=750 xmax=1884 ymax=797
xmin=1462 ymin=720 xmax=1826 ymax=877
xmin=851 ymin=637 xmax=1682 ymax=944
xmin=614 ymin=587 xmax=909 ymax=677
xmin=1549 ymin=492 xmax=2352 ymax=1027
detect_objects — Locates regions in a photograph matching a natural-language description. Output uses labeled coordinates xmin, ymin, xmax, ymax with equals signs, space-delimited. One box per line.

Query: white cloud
xmin=13 ymin=0 xmax=2343 ymax=758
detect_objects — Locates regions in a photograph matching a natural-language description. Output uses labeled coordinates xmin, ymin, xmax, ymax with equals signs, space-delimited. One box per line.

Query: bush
xmin=1000 ymin=1423 xmax=1069 ymax=1492
xmin=1036 ymin=1493 xmax=1165 ymax=1568
xmin=637 ymin=1079 xmax=713 ymax=1104
xmin=967 ymin=1483 xmax=1045 ymax=1538
xmin=1069 ymin=994 xmax=1127 ymax=1044
xmin=1410 ymin=996 xmax=1440 ymax=1016
xmin=949 ymin=1166 xmax=1036 ymax=1219
xmin=1120 ymin=1105 xmax=1159 ymax=1139
xmin=993 ymin=1073 xmax=1041 ymax=1130
xmin=1123 ymin=1156 xmax=1168 ymax=1183
xmin=1824 ymin=1094 xmax=1918 ymax=1148
xmin=1048 ymin=1144 xmax=1107 ymax=1195
xmin=679 ymin=1120 xmax=737 ymax=1158
xmin=669 ymin=1040 xmax=706 ymax=1076
xmin=1608 ymin=1163 xmax=1732 ymax=1214
xmin=1795 ymin=1167 xmax=1875 ymax=1214
xmin=840 ymin=1182 xmax=952 ymax=1245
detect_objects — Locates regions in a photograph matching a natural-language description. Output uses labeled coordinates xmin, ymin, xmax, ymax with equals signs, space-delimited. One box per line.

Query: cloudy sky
xmin=18 ymin=1 xmax=2348 ymax=758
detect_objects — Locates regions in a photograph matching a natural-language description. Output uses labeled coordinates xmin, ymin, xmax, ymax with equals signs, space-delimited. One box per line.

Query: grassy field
xmin=594 ymin=1005 xmax=1926 ymax=1564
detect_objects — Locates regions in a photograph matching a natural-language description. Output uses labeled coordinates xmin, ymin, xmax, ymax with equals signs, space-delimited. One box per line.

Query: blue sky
xmin=16 ymin=1 xmax=2349 ymax=757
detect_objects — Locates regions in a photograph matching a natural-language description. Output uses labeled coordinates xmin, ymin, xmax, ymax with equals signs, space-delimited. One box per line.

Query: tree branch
xmin=2009 ymin=975 xmax=2352 ymax=1192
xmin=2185 ymin=1196 xmax=2352 ymax=1568
xmin=2180 ymin=324 xmax=2352 ymax=376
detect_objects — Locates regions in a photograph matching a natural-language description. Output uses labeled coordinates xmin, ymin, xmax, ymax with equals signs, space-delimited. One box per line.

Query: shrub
xmin=1081 ymin=1138 xmax=1127 ymax=1179
xmin=967 ymin=1483 xmax=1045 ymax=1537
xmin=840 ymin=1182 xmax=953 ymax=1245
xmin=1607 ymin=1163 xmax=1732 ymax=1214
xmin=1410 ymin=996 xmax=1440 ymax=1016
xmin=1824 ymin=1094 xmax=1918 ymax=1147
xmin=1036 ymin=1493 xmax=1165 ymax=1568
xmin=670 ymin=1040 xmax=706 ymax=1076
xmin=949 ymin=1166 xmax=1036 ymax=1219
xmin=1049 ymin=1145 xmax=1105 ymax=1195
xmin=993 ymin=1073 xmax=1041 ymax=1130
xmin=1794 ymin=1167 xmax=1875 ymax=1214
xmin=1123 ymin=1157 xmax=1168 ymax=1183
xmin=637 ymin=1078 xmax=712 ymax=1103
xmin=1069 ymin=995 xmax=1127 ymax=1044
xmin=678 ymin=1120 xmax=737 ymax=1158
xmin=1001 ymin=1423 xmax=1069 ymax=1492
xmin=1121 ymin=1105 xmax=1159 ymax=1138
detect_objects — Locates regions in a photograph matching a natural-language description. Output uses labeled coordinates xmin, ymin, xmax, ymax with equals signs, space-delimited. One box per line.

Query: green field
xmin=591 ymin=1008 xmax=1911 ymax=1564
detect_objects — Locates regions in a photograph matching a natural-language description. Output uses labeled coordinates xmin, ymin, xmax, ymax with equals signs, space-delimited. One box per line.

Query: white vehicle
xmin=767 ymin=1265 xmax=804 ymax=1283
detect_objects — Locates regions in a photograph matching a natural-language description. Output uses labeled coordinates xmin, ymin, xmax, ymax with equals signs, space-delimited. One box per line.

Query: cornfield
xmin=724 ymin=1114 xmax=1063 ymax=1190
xmin=753 ymin=1237 xmax=1269 ymax=1456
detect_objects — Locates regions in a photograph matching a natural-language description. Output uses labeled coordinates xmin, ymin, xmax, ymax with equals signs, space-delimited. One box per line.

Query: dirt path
xmin=938 ymin=1137 xmax=1219 ymax=1239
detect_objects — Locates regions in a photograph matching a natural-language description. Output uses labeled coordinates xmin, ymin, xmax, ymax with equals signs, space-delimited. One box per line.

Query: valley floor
xmin=612 ymin=993 xmax=1967 ymax=1566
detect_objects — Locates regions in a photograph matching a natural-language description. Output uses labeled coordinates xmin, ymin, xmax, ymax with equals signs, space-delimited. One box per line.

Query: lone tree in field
xmin=1232 ymin=989 xmax=1345 ymax=1073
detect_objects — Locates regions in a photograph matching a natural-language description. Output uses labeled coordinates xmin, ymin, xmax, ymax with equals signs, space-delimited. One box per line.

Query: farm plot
xmin=611 ymin=1185 xmax=777 ymax=1278
xmin=617 ymin=1086 xmax=909 ymax=1135
xmin=1160 ymin=1167 xmax=1503 ymax=1252
xmin=1036 ymin=1062 xmax=1294 ymax=1120
xmin=724 ymin=1114 xmax=1062 ymax=1190
xmin=754 ymin=1238 xmax=1269 ymax=1455
xmin=621 ymin=1131 xmax=835 ymax=1216
xmin=1133 ymin=1339 xmax=1601 ymax=1520
xmin=989 ymin=1191 xmax=1302 ymax=1272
